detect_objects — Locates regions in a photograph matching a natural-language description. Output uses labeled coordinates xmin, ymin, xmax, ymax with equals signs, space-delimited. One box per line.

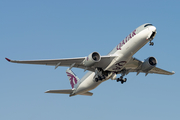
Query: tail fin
xmin=66 ymin=68 xmax=80 ymax=89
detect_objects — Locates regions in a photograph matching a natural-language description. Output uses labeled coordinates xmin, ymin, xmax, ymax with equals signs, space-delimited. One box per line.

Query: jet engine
xmin=83 ymin=52 xmax=101 ymax=67
xmin=141 ymin=57 xmax=157 ymax=71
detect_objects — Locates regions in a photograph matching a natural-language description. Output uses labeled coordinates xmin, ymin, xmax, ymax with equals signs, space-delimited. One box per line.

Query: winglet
xmin=5 ymin=58 xmax=11 ymax=62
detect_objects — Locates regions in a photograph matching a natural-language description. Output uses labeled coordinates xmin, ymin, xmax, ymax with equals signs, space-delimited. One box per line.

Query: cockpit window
xmin=144 ymin=24 xmax=153 ymax=27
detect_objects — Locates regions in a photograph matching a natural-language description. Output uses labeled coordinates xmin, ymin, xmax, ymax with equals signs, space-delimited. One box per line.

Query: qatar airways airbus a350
xmin=6 ymin=23 xmax=175 ymax=97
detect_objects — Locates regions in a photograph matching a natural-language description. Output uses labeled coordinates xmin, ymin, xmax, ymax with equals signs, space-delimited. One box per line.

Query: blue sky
xmin=1 ymin=0 xmax=179 ymax=120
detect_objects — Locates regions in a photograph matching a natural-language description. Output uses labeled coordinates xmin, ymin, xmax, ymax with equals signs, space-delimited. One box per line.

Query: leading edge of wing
xmin=5 ymin=57 xmax=85 ymax=65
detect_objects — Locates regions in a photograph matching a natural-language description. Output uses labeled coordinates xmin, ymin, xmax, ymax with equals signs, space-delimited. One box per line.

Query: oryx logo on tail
xmin=66 ymin=72 xmax=77 ymax=88
xmin=66 ymin=68 xmax=80 ymax=88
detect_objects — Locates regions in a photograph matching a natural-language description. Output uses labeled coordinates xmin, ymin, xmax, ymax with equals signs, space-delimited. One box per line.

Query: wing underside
xmin=5 ymin=56 xmax=174 ymax=75
xmin=5 ymin=56 xmax=115 ymax=72
xmin=125 ymin=57 xmax=174 ymax=75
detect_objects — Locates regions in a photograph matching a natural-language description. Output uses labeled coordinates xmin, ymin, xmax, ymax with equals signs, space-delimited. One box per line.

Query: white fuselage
xmin=73 ymin=24 xmax=156 ymax=96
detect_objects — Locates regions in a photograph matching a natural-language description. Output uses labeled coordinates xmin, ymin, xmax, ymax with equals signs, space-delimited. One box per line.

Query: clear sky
xmin=1 ymin=0 xmax=179 ymax=120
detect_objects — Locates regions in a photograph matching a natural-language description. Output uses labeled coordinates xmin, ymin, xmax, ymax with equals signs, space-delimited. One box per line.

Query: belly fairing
xmin=75 ymin=72 xmax=102 ymax=95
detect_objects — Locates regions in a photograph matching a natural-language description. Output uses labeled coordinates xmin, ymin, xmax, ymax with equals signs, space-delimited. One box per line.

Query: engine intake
xmin=83 ymin=52 xmax=101 ymax=67
xmin=141 ymin=57 xmax=157 ymax=71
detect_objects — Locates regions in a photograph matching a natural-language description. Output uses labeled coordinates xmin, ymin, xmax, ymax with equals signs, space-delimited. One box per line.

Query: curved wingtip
xmin=5 ymin=58 xmax=11 ymax=62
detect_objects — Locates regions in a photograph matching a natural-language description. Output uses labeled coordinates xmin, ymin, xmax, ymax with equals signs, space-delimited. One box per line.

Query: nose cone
xmin=149 ymin=26 xmax=156 ymax=32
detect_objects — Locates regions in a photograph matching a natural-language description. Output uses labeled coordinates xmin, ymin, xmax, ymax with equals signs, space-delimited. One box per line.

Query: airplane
xmin=5 ymin=23 xmax=175 ymax=97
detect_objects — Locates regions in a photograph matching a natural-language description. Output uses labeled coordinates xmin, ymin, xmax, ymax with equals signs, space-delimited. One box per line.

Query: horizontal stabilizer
xmin=45 ymin=89 xmax=93 ymax=96
xmin=45 ymin=89 xmax=72 ymax=94
xmin=80 ymin=92 xmax=93 ymax=96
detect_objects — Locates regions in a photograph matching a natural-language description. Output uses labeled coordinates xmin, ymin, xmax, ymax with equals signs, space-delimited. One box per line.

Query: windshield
xmin=144 ymin=24 xmax=153 ymax=27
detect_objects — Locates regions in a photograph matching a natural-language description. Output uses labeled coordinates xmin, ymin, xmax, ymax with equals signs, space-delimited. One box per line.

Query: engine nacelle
xmin=141 ymin=57 xmax=157 ymax=71
xmin=83 ymin=52 xmax=101 ymax=67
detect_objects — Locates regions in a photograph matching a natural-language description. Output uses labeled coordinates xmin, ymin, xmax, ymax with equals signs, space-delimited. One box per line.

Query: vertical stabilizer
xmin=66 ymin=68 xmax=80 ymax=89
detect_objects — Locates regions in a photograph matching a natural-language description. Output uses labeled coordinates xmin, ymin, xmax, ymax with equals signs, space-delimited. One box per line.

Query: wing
xmin=5 ymin=56 xmax=115 ymax=72
xmin=148 ymin=67 xmax=175 ymax=75
xmin=125 ymin=57 xmax=175 ymax=75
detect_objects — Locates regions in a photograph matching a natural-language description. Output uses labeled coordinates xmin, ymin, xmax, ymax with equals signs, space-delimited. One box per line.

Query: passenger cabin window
xmin=144 ymin=24 xmax=153 ymax=27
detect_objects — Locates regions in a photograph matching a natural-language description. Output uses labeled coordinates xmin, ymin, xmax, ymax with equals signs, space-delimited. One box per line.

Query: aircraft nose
xmin=149 ymin=26 xmax=156 ymax=32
